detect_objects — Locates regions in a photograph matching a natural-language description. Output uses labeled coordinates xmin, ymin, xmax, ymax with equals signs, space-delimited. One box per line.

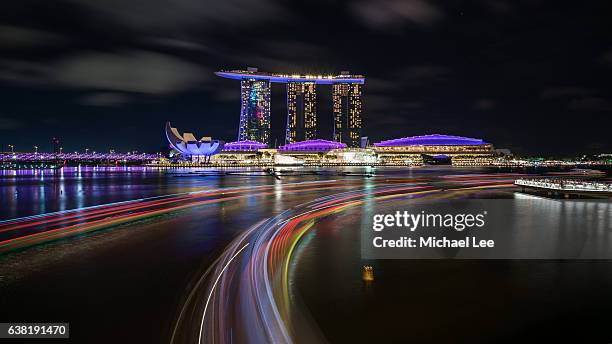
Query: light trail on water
xmin=189 ymin=175 xmax=515 ymax=344
xmin=0 ymin=180 xmax=350 ymax=253
xmin=0 ymin=172 xmax=518 ymax=343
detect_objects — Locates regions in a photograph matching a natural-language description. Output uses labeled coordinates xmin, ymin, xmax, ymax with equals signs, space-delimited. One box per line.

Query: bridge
xmin=0 ymin=152 xmax=160 ymax=165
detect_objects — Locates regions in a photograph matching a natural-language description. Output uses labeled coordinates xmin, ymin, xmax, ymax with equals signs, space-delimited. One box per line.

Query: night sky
xmin=0 ymin=1 xmax=611 ymax=156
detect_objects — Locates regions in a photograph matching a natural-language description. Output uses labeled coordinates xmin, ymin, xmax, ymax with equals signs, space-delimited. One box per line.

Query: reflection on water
xmin=511 ymin=196 xmax=612 ymax=258
xmin=293 ymin=186 xmax=612 ymax=343
xmin=0 ymin=166 xmax=338 ymax=220
xmin=2 ymin=167 xmax=185 ymax=220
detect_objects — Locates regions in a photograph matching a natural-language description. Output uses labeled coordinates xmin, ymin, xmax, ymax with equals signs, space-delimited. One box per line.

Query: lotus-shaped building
xmin=165 ymin=122 xmax=224 ymax=161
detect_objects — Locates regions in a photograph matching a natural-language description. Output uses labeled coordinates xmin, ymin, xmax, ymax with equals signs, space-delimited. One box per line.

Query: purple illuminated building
xmin=278 ymin=139 xmax=347 ymax=152
xmin=372 ymin=134 xmax=494 ymax=165
xmin=222 ymin=140 xmax=267 ymax=151
xmin=374 ymin=134 xmax=488 ymax=147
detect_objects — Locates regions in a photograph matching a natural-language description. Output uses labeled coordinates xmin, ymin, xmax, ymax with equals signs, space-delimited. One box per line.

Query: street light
xmin=34 ymin=145 xmax=38 ymax=154
xmin=8 ymin=144 xmax=14 ymax=153
xmin=59 ymin=147 xmax=63 ymax=153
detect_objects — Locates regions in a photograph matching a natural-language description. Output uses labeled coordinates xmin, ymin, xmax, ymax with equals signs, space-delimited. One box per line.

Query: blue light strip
xmin=215 ymin=72 xmax=365 ymax=84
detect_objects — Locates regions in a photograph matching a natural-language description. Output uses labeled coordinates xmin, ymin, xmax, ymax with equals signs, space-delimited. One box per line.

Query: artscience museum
xmin=165 ymin=122 xmax=225 ymax=163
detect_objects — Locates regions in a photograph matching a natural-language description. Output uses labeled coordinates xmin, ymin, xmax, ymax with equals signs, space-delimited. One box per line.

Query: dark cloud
xmin=0 ymin=25 xmax=66 ymax=49
xmin=263 ymin=41 xmax=326 ymax=59
xmin=79 ymin=92 xmax=132 ymax=107
xmin=145 ymin=37 xmax=210 ymax=52
xmin=0 ymin=117 xmax=24 ymax=130
xmin=399 ymin=65 xmax=450 ymax=84
xmin=365 ymin=95 xmax=396 ymax=113
xmin=213 ymin=87 xmax=239 ymax=102
xmin=541 ymin=87 xmax=612 ymax=113
xmin=401 ymin=101 xmax=425 ymax=109
xmin=602 ymin=49 xmax=612 ymax=65
xmin=256 ymin=42 xmax=336 ymax=72
xmin=0 ymin=59 xmax=51 ymax=86
xmin=66 ymin=0 xmax=286 ymax=32
xmin=473 ymin=98 xmax=496 ymax=110
xmin=228 ymin=57 xmax=299 ymax=74
xmin=41 ymin=118 xmax=59 ymax=125
xmin=350 ymin=0 xmax=443 ymax=29
xmin=483 ymin=0 xmax=514 ymax=15
xmin=228 ymin=41 xmax=334 ymax=73
xmin=568 ymin=97 xmax=612 ymax=112
xmin=53 ymin=50 xmax=209 ymax=94
xmin=365 ymin=78 xmax=397 ymax=93
xmin=1 ymin=50 xmax=210 ymax=94
xmin=540 ymin=87 xmax=593 ymax=99
xmin=370 ymin=114 xmax=409 ymax=126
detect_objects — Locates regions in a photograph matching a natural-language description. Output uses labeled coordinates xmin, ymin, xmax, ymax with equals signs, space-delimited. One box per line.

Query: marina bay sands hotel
xmin=215 ymin=68 xmax=365 ymax=147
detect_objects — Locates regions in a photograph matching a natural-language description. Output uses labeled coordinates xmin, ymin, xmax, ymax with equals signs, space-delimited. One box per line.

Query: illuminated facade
xmin=324 ymin=148 xmax=377 ymax=165
xmin=277 ymin=139 xmax=348 ymax=165
xmin=333 ymin=82 xmax=362 ymax=148
xmin=373 ymin=134 xmax=495 ymax=166
xmin=238 ymin=79 xmax=271 ymax=145
xmin=164 ymin=134 xmax=501 ymax=167
xmin=222 ymin=140 xmax=267 ymax=151
xmin=278 ymin=139 xmax=347 ymax=152
xmin=286 ymin=82 xmax=317 ymax=144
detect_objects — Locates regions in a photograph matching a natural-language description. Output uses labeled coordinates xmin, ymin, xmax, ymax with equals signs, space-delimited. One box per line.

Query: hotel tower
xmin=216 ymin=68 xmax=364 ymax=147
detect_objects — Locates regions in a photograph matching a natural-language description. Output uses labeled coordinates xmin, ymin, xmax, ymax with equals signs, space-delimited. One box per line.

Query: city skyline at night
xmin=1 ymin=2 xmax=612 ymax=344
xmin=1 ymin=1 xmax=611 ymax=156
